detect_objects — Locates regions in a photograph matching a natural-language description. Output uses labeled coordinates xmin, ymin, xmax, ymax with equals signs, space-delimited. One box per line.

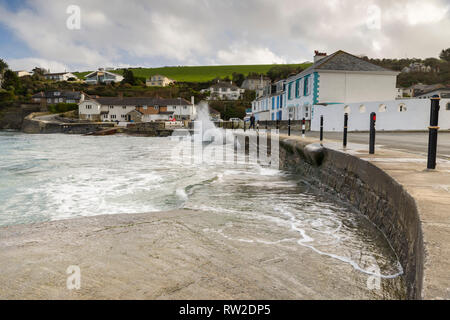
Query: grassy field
xmin=74 ymin=63 xmax=311 ymax=82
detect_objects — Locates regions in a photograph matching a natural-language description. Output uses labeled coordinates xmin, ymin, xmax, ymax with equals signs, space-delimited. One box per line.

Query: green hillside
xmin=74 ymin=63 xmax=311 ymax=82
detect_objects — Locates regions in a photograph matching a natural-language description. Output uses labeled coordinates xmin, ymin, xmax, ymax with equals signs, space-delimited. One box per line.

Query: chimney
xmin=191 ymin=96 xmax=195 ymax=105
xmin=314 ymin=50 xmax=327 ymax=63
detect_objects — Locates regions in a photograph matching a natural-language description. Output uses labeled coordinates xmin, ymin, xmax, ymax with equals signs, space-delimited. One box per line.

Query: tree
xmin=439 ymin=48 xmax=450 ymax=62
xmin=0 ymin=58 xmax=8 ymax=74
xmin=267 ymin=65 xmax=304 ymax=81
xmin=122 ymin=69 xmax=136 ymax=85
xmin=1 ymin=70 xmax=21 ymax=91
xmin=232 ymin=72 xmax=245 ymax=87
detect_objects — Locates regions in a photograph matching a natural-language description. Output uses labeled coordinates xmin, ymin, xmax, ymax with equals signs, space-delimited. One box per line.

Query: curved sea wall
xmin=278 ymin=137 xmax=423 ymax=300
xmin=22 ymin=113 xmax=115 ymax=134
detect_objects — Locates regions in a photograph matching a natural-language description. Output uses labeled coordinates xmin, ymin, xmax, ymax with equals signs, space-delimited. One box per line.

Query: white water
xmin=0 ymin=128 xmax=405 ymax=295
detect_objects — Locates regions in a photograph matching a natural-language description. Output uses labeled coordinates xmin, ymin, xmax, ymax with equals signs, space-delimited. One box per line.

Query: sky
xmin=0 ymin=0 xmax=449 ymax=72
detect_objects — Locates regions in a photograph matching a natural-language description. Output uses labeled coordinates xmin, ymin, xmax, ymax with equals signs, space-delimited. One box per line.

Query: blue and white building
xmin=251 ymin=80 xmax=285 ymax=121
xmin=252 ymin=50 xmax=399 ymax=122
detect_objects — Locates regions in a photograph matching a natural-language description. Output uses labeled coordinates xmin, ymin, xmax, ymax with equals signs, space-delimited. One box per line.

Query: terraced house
xmin=78 ymin=97 xmax=195 ymax=122
xmin=252 ymin=50 xmax=399 ymax=121
xmin=283 ymin=50 xmax=399 ymax=120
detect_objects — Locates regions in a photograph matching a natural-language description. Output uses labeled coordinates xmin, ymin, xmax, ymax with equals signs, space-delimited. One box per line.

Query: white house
xmin=44 ymin=72 xmax=78 ymax=82
xmin=146 ymin=75 xmax=175 ymax=87
xmin=84 ymin=68 xmax=124 ymax=85
xmin=14 ymin=70 xmax=32 ymax=77
xmin=201 ymin=81 xmax=245 ymax=100
xmin=79 ymin=96 xmax=196 ymax=122
xmin=282 ymin=50 xmax=399 ymax=121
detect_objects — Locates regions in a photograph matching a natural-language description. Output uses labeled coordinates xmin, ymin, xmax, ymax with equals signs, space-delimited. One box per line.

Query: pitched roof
xmin=44 ymin=72 xmax=75 ymax=76
xmin=210 ymin=81 xmax=239 ymax=90
xmin=288 ymin=50 xmax=397 ymax=81
xmin=85 ymin=70 xmax=123 ymax=78
xmin=90 ymin=97 xmax=191 ymax=106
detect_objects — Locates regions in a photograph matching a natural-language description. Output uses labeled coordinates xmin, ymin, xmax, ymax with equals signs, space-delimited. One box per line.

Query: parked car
xmin=229 ymin=118 xmax=241 ymax=122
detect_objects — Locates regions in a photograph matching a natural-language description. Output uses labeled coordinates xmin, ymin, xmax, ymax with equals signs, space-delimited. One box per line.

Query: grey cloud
xmin=0 ymin=0 xmax=448 ymax=71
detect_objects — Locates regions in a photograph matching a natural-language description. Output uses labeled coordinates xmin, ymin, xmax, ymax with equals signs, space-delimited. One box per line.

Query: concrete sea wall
xmin=311 ymin=98 xmax=450 ymax=131
xmin=277 ymin=137 xmax=423 ymax=299
xmin=22 ymin=113 xmax=115 ymax=134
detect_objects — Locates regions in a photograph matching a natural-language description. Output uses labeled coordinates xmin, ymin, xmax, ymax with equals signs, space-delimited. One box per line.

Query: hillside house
xmin=146 ymin=75 xmax=175 ymax=87
xmin=201 ymin=81 xmax=245 ymax=100
xmin=32 ymin=90 xmax=86 ymax=104
xmin=84 ymin=69 xmax=124 ymax=84
xmin=44 ymin=72 xmax=78 ymax=82
xmin=241 ymin=76 xmax=271 ymax=91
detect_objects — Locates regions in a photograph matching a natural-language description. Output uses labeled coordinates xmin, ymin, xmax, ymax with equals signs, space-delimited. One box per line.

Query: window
xmin=295 ymin=79 xmax=300 ymax=98
xmin=272 ymin=97 xmax=275 ymax=110
xmin=111 ymin=115 xmax=117 ymax=119
xmin=344 ymin=105 xmax=351 ymax=114
xmin=398 ymin=104 xmax=407 ymax=112
xmin=288 ymin=83 xmax=292 ymax=100
xmin=446 ymin=103 xmax=450 ymax=111
xmin=378 ymin=104 xmax=387 ymax=112
xmin=304 ymin=76 xmax=310 ymax=96
xmin=109 ymin=106 xmax=114 ymax=109
xmin=359 ymin=105 xmax=366 ymax=113
xmin=123 ymin=106 xmax=126 ymax=109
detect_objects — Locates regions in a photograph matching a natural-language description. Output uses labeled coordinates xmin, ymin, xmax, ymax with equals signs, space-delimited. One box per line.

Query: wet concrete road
xmin=287 ymin=131 xmax=450 ymax=159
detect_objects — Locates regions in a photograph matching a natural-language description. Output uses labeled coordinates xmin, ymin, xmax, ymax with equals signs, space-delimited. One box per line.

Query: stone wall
xmin=126 ymin=122 xmax=173 ymax=137
xmin=0 ymin=104 xmax=41 ymax=130
xmin=278 ymin=137 xmax=423 ymax=300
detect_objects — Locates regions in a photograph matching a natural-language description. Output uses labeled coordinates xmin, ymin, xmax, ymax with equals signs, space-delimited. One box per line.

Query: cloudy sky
xmin=0 ymin=0 xmax=449 ymax=72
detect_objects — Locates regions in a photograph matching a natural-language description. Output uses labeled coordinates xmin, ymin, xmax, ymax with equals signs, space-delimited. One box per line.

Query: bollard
xmin=427 ymin=96 xmax=440 ymax=169
xmin=343 ymin=113 xmax=348 ymax=148
xmin=302 ymin=118 xmax=306 ymax=137
xmin=320 ymin=115 xmax=324 ymax=142
xmin=288 ymin=118 xmax=291 ymax=136
xmin=369 ymin=112 xmax=376 ymax=154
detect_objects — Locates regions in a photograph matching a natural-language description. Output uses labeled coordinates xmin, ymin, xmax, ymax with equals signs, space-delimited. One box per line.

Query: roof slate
xmin=92 ymin=97 xmax=191 ymax=106
xmin=289 ymin=50 xmax=395 ymax=81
